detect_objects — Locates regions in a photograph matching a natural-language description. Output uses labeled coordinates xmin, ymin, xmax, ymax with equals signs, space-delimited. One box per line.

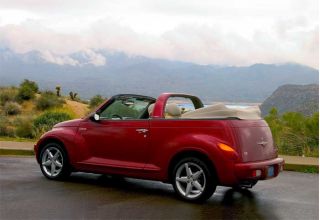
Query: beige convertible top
xmin=181 ymin=103 xmax=262 ymax=120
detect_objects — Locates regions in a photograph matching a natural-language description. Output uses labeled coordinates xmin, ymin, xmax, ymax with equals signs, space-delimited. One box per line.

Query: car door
xmin=79 ymin=95 xmax=153 ymax=169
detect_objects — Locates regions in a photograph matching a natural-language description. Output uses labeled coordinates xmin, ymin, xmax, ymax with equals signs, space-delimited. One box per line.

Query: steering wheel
xmin=111 ymin=114 xmax=123 ymax=120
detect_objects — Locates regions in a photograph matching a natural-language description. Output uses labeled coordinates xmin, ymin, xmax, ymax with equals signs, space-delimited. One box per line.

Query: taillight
xmin=218 ymin=143 xmax=235 ymax=152
xmin=218 ymin=143 xmax=239 ymax=160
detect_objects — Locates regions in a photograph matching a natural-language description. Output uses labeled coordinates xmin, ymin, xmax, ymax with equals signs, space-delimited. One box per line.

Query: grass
xmin=284 ymin=164 xmax=318 ymax=173
xmin=0 ymin=149 xmax=34 ymax=156
xmin=0 ymin=136 xmax=35 ymax=142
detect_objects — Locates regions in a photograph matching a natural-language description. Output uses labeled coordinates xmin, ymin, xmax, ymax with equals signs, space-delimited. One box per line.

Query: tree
xmin=16 ymin=79 xmax=39 ymax=101
xmin=89 ymin=95 xmax=105 ymax=108
xmin=69 ymin=91 xmax=78 ymax=100
xmin=56 ymin=85 xmax=61 ymax=97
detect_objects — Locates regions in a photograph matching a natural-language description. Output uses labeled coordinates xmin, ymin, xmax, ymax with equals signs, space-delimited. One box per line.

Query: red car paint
xmin=35 ymin=93 xmax=284 ymax=186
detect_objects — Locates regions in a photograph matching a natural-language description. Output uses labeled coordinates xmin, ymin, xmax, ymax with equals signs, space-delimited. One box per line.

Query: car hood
xmin=53 ymin=119 xmax=84 ymax=128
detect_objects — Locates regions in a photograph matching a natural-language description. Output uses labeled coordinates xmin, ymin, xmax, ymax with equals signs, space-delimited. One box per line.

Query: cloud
xmin=0 ymin=17 xmax=318 ymax=68
xmin=80 ymin=49 xmax=106 ymax=66
xmin=40 ymin=51 xmax=80 ymax=66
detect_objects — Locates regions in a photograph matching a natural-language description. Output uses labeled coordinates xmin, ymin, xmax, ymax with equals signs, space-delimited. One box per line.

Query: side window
xmin=165 ymin=97 xmax=196 ymax=119
xmin=100 ymin=97 xmax=151 ymax=120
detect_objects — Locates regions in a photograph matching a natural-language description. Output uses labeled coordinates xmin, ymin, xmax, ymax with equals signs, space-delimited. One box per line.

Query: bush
xmin=89 ymin=95 xmax=105 ymax=108
xmin=0 ymin=87 xmax=18 ymax=105
xmin=15 ymin=117 xmax=35 ymax=138
xmin=33 ymin=111 xmax=73 ymax=136
xmin=17 ymin=85 xmax=35 ymax=101
xmin=20 ymin=79 xmax=38 ymax=93
xmin=3 ymin=102 xmax=21 ymax=115
xmin=265 ymin=108 xmax=319 ymax=157
xmin=16 ymin=79 xmax=38 ymax=101
xmin=35 ymin=91 xmax=65 ymax=110
xmin=0 ymin=116 xmax=14 ymax=137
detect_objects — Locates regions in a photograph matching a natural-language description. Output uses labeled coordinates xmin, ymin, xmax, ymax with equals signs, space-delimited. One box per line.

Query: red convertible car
xmin=34 ymin=93 xmax=284 ymax=202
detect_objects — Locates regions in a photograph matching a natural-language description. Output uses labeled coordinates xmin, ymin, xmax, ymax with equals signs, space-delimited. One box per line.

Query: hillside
xmin=0 ymin=81 xmax=90 ymax=140
xmin=261 ymin=84 xmax=319 ymax=116
xmin=0 ymin=48 xmax=318 ymax=102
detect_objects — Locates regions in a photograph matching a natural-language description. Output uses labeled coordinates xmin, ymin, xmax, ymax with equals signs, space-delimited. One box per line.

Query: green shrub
xmin=265 ymin=108 xmax=319 ymax=157
xmin=16 ymin=79 xmax=38 ymax=101
xmin=35 ymin=91 xmax=65 ymax=110
xmin=0 ymin=87 xmax=18 ymax=105
xmin=0 ymin=116 xmax=14 ymax=137
xmin=4 ymin=102 xmax=21 ymax=115
xmin=89 ymin=95 xmax=105 ymax=108
xmin=17 ymin=85 xmax=35 ymax=101
xmin=33 ymin=111 xmax=72 ymax=136
xmin=15 ymin=117 xmax=35 ymax=138
xmin=20 ymin=79 xmax=38 ymax=93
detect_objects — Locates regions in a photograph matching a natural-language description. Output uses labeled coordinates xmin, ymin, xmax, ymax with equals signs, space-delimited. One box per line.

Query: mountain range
xmin=0 ymin=48 xmax=318 ymax=102
xmin=260 ymin=84 xmax=319 ymax=116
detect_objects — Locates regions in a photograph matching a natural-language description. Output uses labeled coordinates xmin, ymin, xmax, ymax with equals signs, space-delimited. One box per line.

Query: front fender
xmin=35 ymin=127 xmax=78 ymax=164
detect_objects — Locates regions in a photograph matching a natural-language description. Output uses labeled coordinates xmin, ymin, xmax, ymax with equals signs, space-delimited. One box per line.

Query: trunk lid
xmin=229 ymin=120 xmax=277 ymax=162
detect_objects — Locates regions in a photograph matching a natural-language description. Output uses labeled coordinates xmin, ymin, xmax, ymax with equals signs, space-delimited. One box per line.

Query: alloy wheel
xmin=175 ymin=162 xmax=206 ymax=199
xmin=41 ymin=146 xmax=64 ymax=177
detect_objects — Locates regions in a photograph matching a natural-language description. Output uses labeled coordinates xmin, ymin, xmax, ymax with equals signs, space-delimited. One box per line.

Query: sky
xmin=0 ymin=0 xmax=318 ymax=68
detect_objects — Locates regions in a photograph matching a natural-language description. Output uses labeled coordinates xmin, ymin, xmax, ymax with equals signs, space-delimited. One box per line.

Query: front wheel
xmin=172 ymin=157 xmax=216 ymax=202
xmin=39 ymin=143 xmax=71 ymax=180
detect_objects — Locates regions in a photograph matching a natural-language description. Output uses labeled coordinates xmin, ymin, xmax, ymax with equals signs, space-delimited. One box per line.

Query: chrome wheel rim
xmin=175 ymin=162 xmax=206 ymax=199
xmin=41 ymin=146 xmax=63 ymax=177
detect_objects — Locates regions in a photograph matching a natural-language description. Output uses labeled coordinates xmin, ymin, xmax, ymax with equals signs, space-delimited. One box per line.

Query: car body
xmin=35 ymin=93 xmax=284 ymax=202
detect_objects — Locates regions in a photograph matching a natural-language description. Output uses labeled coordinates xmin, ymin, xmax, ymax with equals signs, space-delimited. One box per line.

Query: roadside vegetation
xmin=265 ymin=108 xmax=319 ymax=157
xmin=0 ymin=79 xmax=94 ymax=140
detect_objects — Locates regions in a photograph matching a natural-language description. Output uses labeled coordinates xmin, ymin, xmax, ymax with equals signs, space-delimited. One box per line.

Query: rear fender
xmin=163 ymin=134 xmax=239 ymax=183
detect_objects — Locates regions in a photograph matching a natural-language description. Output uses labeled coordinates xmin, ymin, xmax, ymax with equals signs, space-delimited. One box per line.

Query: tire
xmin=39 ymin=142 xmax=71 ymax=180
xmin=172 ymin=157 xmax=216 ymax=203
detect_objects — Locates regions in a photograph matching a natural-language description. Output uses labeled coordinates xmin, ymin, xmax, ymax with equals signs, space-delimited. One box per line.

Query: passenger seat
xmin=165 ymin=103 xmax=182 ymax=119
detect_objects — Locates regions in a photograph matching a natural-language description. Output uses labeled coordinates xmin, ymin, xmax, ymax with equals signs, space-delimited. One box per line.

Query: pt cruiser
xmin=34 ymin=93 xmax=284 ymax=202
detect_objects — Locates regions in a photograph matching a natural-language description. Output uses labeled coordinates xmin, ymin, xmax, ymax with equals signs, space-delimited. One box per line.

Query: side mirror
xmin=93 ymin=113 xmax=100 ymax=121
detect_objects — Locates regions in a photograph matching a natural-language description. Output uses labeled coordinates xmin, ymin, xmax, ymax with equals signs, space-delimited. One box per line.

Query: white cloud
xmin=81 ymin=49 xmax=106 ymax=66
xmin=40 ymin=51 xmax=80 ymax=66
xmin=0 ymin=0 xmax=318 ymax=68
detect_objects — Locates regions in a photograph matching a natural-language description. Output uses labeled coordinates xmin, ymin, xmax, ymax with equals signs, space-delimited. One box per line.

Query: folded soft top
xmin=181 ymin=103 xmax=261 ymax=120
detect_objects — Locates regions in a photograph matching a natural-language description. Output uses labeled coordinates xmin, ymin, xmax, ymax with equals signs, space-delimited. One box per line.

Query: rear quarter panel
xmin=147 ymin=119 xmax=239 ymax=184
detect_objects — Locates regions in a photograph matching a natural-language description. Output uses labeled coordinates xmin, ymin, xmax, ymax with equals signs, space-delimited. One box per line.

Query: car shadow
xmin=60 ymin=173 xmax=279 ymax=219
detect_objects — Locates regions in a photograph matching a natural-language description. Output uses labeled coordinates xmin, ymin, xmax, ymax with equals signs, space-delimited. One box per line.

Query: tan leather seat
xmin=165 ymin=103 xmax=181 ymax=118
xmin=148 ymin=103 xmax=155 ymax=117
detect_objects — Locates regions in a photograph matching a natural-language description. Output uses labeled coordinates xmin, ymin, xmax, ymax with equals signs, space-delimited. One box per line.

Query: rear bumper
xmin=234 ymin=157 xmax=285 ymax=181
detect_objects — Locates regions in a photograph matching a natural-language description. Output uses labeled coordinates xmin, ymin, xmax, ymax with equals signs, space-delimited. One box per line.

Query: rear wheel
xmin=39 ymin=142 xmax=71 ymax=180
xmin=172 ymin=157 xmax=216 ymax=202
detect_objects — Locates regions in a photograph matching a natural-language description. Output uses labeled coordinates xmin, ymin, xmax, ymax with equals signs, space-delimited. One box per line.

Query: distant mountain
xmin=0 ymin=48 xmax=318 ymax=102
xmin=260 ymin=84 xmax=319 ymax=116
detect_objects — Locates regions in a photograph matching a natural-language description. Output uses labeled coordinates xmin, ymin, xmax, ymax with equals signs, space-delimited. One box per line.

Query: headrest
xmin=165 ymin=103 xmax=181 ymax=117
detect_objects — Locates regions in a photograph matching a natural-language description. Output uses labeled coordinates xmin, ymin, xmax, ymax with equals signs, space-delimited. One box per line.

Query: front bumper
xmin=234 ymin=157 xmax=285 ymax=181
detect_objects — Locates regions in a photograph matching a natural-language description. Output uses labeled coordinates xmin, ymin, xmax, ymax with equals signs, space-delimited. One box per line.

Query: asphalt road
xmin=0 ymin=156 xmax=318 ymax=220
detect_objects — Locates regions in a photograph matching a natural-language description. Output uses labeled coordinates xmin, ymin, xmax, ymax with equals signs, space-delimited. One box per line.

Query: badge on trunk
xmin=257 ymin=137 xmax=268 ymax=147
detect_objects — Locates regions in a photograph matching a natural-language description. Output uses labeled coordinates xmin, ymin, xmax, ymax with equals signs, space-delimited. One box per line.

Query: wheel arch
xmin=36 ymin=137 xmax=68 ymax=163
xmin=167 ymin=149 xmax=219 ymax=184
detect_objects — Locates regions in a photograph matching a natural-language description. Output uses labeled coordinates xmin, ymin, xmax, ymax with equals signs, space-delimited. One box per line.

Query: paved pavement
xmin=0 ymin=156 xmax=318 ymax=220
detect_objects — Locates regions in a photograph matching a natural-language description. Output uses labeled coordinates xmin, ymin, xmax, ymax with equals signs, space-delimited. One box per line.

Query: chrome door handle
xmin=136 ymin=128 xmax=148 ymax=133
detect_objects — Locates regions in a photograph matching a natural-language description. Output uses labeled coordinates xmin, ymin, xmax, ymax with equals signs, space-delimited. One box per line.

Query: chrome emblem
xmin=257 ymin=137 xmax=268 ymax=147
